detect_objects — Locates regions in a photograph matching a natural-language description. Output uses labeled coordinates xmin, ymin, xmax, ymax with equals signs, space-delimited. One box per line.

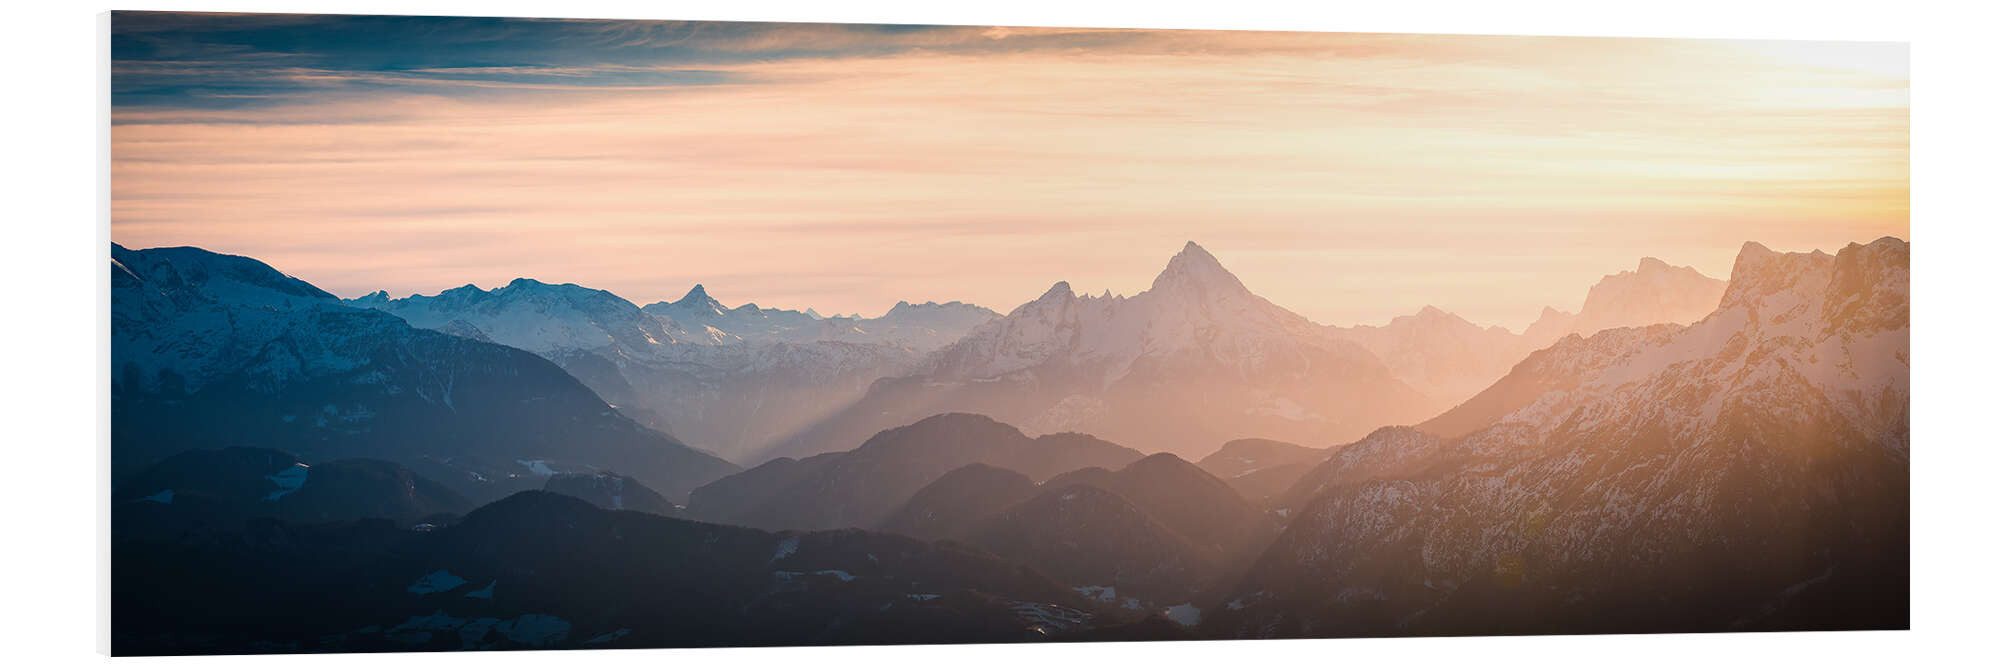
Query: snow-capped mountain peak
xmin=1032 ymin=281 xmax=1075 ymax=306
xmin=346 ymin=278 xmax=676 ymax=359
xmin=1500 ymin=237 xmax=1908 ymax=453
xmin=790 ymin=241 xmax=1429 ymax=460
xmin=113 ymin=243 xmax=337 ymax=309
xmin=1718 ymin=241 xmax=1833 ymax=311
xmin=670 ymin=284 xmax=727 ymax=316
xmin=112 ymin=244 xmax=363 ymax=393
xmin=1520 ymin=255 xmax=1727 ymax=348
xmin=936 ymin=243 xmax=1352 ymax=382
xmin=1240 ymin=238 xmax=1908 ymax=635
xmin=1149 ymin=241 xmax=1250 ymax=298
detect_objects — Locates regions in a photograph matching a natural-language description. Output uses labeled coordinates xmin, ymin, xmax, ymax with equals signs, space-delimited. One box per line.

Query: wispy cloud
xmin=110 ymin=12 xmax=1907 ymax=328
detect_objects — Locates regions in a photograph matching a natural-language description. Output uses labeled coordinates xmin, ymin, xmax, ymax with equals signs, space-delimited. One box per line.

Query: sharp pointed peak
xmin=1038 ymin=281 xmax=1075 ymax=301
xmin=1727 ymin=241 xmax=1788 ymax=280
xmin=1151 ymin=241 xmax=1247 ymax=295
xmin=1172 ymin=240 xmax=1220 ymax=264
xmin=677 ymin=283 xmax=717 ymax=305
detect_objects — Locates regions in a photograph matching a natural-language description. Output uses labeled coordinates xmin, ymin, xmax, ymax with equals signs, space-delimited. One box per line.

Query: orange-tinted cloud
xmin=111 ymin=18 xmax=1908 ymax=328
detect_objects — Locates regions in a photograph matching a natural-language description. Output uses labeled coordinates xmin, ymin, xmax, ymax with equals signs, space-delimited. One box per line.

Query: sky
xmin=110 ymin=12 xmax=1909 ymax=329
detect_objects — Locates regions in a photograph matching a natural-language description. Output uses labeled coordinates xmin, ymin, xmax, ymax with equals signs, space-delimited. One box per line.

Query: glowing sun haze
xmin=111 ymin=13 xmax=1908 ymax=328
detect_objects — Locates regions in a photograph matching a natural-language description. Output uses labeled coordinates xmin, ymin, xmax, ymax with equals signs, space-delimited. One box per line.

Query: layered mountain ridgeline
xmin=113 ymin=447 xmax=471 ymax=540
xmin=882 ymin=453 xmax=1282 ymax=608
xmin=1194 ymin=438 xmax=1333 ymax=505
xmin=774 ymin=243 xmax=1436 ymax=462
xmin=1210 ymin=238 xmax=1909 ymax=637
xmin=1521 ymin=256 xmax=1729 ymax=346
xmin=1326 ymin=307 xmax=1531 ymax=413
xmin=1328 ymin=257 xmax=1727 ymax=412
xmin=878 ymin=463 xmax=1040 ymax=540
xmin=337 ymin=241 xmax=1728 ymax=469
xmin=686 ymin=413 xmax=1144 ymax=531
xmin=1040 ymin=454 xmax=1278 ymax=563
xmin=107 ymin=236 xmax=1901 ymax=649
xmin=113 ymin=491 xmax=1182 ymax=656
xmin=543 ymin=472 xmax=679 ymax=516
xmin=642 ymin=284 xmax=998 ymax=349
xmin=111 ymin=245 xmax=738 ymax=503
xmin=349 ymin=281 xmax=997 ymax=464
xmin=1411 ymin=324 xmax=1685 ymax=440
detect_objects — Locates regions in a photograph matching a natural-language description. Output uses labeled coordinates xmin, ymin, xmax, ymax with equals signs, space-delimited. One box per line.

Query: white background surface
xmin=3 ymin=0 xmax=1991 ymax=664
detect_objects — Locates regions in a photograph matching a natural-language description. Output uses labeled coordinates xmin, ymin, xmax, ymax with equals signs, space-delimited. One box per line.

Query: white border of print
xmin=4 ymin=1 xmax=1992 ymax=665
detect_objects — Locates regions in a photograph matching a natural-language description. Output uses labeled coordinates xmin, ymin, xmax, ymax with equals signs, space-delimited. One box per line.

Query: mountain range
xmin=770 ymin=243 xmax=1438 ymax=461
xmin=1328 ymin=256 xmax=1727 ymax=411
xmin=108 ymin=235 xmax=1902 ymax=651
xmin=685 ymin=413 xmax=1144 ymax=530
xmin=316 ymin=241 xmax=1732 ymax=468
xmin=111 ymin=244 xmax=739 ymax=502
xmin=1213 ymin=237 xmax=1909 ymax=637
xmin=348 ymin=280 xmax=996 ymax=462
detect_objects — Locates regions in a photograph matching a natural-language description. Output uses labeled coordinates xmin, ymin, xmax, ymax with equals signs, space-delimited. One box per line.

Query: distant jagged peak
xmin=504 ymin=277 xmax=619 ymax=298
xmin=989 ymin=281 xmax=1079 ymax=321
xmin=1592 ymin=256 xmax=1721 ymax=288
xmin=674 ymin=283 xmax=723 ymax=308
xmin=1394 ymin=305 xmax=1483 ymax=329
xmin=1564 ymin=253 xmax=1728 ymax=337
xmin=406 ymin=277 xmax=639 ymax=310
xmin=1719 ymin=236 xmax=1906 ymax=314
xmin=886 ymin=298 xmax=982 ymax=313
xmin=436 ymin=282 xmax=484 ymax=297
xmin=1036 ymin=280 xmax=1076 ymax=303
xmin=1341 ymin=304 xmax=1498 ymax=338
xmin=1149 ymin=241 xmax=1250 ymax=298
xmin=1719 ymin=240 xmax=1837 ymax=310
xmin=880 ymin=299 xmax=1001 ymax=325
xmin=347 ymin=289 xmax=393 ymax=306
xmin=1520 ymin=305 xmax=1580 ymax=345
